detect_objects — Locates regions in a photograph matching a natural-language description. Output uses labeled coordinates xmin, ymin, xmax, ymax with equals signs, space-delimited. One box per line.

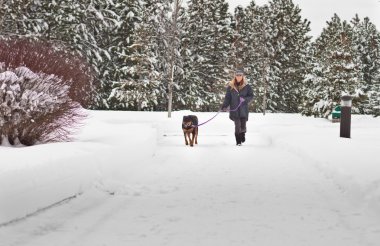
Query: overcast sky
xmin=226 ymin=0 xmax=380 ymax=38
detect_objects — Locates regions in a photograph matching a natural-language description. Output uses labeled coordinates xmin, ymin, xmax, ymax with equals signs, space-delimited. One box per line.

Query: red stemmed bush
xmin=0 ymin=38 xmax=94 ymax=146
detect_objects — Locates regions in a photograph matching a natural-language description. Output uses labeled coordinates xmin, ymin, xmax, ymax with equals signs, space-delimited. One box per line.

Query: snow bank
xmin=0 ymin=144 xmax=97 ymax=225
xmin=0 ymin=111 xmax=158 ymax=225
xmin=251 ymin=113 xmax=380 ymax=210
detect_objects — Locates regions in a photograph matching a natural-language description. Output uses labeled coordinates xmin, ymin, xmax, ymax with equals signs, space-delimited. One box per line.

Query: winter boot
xmin=240 ymin=132 xmax=245 ymax=143
xmin=235 ymin=133 xmax=242 ymax=146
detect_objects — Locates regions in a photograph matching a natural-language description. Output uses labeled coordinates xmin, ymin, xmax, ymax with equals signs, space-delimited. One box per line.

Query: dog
xmin=182 ymin=115 xmax=198 ymax=147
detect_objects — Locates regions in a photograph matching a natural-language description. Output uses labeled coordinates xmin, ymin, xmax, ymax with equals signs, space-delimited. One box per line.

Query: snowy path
xmin=1 ymin=112 xmax=379 ymax=246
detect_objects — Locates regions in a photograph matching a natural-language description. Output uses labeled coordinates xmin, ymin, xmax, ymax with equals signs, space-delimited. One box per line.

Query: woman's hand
xmin=221 ymin=107 xmax=228 ymax=112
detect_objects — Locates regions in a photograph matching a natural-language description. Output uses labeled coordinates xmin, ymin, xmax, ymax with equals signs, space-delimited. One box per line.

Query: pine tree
xmin=50 ymin=0 xmax=125 ymax=109
xmin=351 ymin=15 xmax=380 ymax=115
xmin=105 ymin=0 xmax=142 ymax=109
xmin=302 ymin=14 xmax=361 ymax=117
xmin=181 ymin=0 xmax=233 ymax=111
xmin=109 ymin=0 xmax=163 ymax=110
xmin=0 ymin=0 xmax=48 ymax=36
xmin=266 ymin=0 xmax=311 ymax=112
xmin=109 ymin=0 xmax=185 ymax=112
xmin=232 ymin=2 xmax=276 ymax=114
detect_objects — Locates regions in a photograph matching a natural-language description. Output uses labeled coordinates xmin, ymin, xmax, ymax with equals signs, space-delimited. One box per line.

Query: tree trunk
xmin=167 ymin=0 xmax=181 ymax=118
xmin=168 ymin=63 xmax=174 ymax=118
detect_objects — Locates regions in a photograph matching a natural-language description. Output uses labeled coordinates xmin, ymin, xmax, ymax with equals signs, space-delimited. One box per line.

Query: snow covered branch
xmin=0 ymin=66 xmax=86 ymax=146
xmin=0 ymin=38 xmax=90 ymax=146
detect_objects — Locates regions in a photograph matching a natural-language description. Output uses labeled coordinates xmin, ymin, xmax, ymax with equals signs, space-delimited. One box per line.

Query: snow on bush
xmin=0 ymin=65 xmax=85 ymax=146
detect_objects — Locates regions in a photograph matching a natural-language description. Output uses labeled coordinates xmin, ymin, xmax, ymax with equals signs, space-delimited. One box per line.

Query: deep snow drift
xmin=1 ymin=110 xmax=380 ymax=245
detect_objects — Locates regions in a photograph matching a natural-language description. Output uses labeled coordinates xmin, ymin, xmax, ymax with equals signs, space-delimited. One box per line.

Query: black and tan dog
xmin=182 ymin=115 xmax=198 ymax=147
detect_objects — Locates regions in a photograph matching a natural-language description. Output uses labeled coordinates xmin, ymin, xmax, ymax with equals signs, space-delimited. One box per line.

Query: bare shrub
xmin=0 ymin=65 xmax=86 ymax=146
xmin=0 ymin=37 xmax=96 ymax=108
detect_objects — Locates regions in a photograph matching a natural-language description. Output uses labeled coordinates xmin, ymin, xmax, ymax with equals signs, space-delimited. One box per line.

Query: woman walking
xmin=221 ymin=69 xmax=254 ymax=146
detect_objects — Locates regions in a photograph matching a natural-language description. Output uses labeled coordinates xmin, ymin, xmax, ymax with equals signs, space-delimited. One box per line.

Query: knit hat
xmin=235 ymin=69 xmax=244 ymax=75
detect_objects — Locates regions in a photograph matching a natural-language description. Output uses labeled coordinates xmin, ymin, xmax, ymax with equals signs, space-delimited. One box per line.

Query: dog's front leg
xmin=190 ymin=131 xmax=195 ymax=147
xmin=188 ymin=132 xmax=193 ymax=146
xmin=184 ymin=132 xmax=189 ymax=145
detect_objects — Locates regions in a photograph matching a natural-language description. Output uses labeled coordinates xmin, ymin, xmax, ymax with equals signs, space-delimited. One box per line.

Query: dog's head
xmin=182 ymin=116 xmax=194 ymax=129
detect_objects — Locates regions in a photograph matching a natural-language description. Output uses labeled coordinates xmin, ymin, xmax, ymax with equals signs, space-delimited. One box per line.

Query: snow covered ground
xmin=1 ymin=110 xmax=380 ymax=246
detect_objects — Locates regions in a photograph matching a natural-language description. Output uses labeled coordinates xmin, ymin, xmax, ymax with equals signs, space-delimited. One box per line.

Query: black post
xmin=340 ymin=95 xmax=352 ymax=138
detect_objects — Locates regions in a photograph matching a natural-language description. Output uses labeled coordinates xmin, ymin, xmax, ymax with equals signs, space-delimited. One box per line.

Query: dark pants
xmin=234 ymin=118 xmax=247 ymax=134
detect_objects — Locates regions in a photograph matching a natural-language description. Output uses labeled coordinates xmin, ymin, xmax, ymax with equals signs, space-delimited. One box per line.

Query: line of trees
xmin=1 ymin=0 xmax=379 ymax=117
